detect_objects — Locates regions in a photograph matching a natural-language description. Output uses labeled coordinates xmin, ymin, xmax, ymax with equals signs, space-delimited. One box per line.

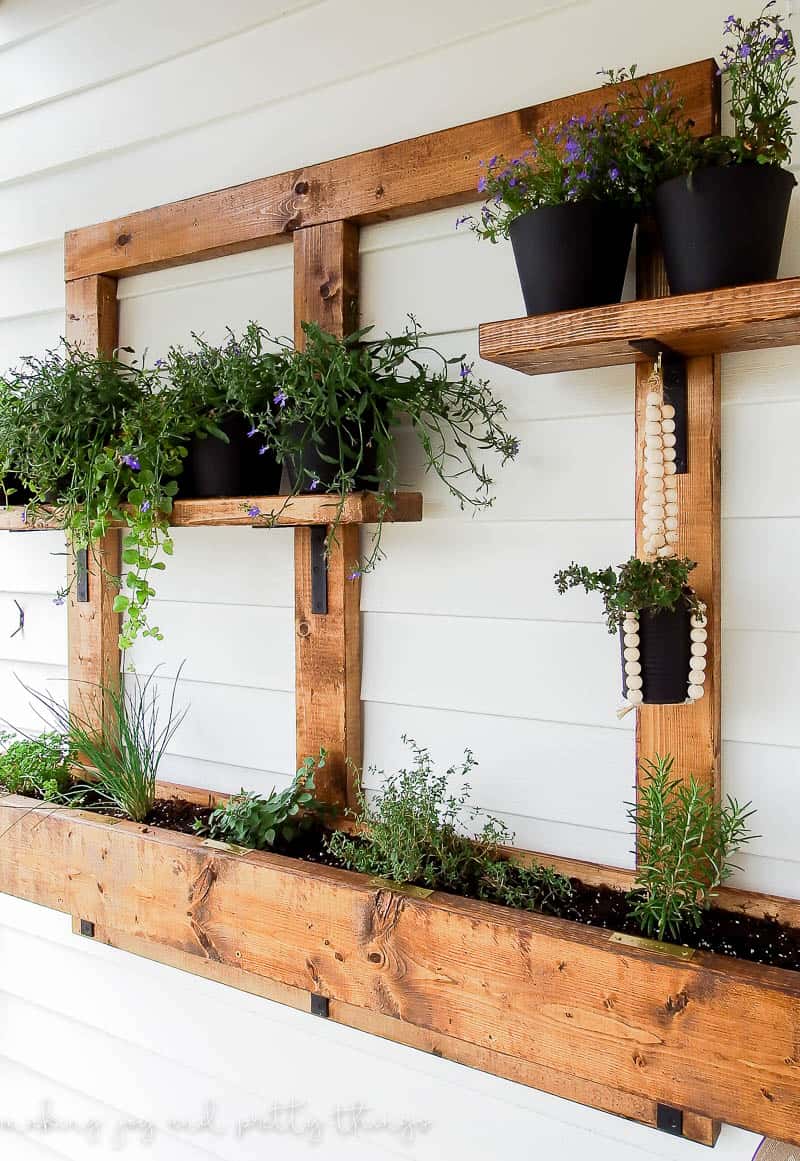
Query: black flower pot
xmin=1 ymin=473 xmax=31 ymax=505
xmin=620 ymin=605 xmax=691 ymax=706
xmin=655 ymin=165 xmax=796 ymax=294
xmin=508 ymin=201 xmax=636 ymax=316
xmin=285 ymin=421 xmax=379 ymax=494
xmin=181 ymin=414 xmax=281 ymax=499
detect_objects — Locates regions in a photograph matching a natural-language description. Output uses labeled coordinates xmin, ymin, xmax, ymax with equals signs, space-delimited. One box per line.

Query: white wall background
xmin=1 ymin=0 xmax=797 ymax=1155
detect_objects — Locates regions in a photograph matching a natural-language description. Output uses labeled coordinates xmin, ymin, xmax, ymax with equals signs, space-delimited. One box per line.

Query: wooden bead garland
xmin=641 ymin=368 xmax=677 ymax=561
xmin=621 ymin=612 xmax=643 ymax=705
xmin=687 ymin=601 xmax=708 ymax=702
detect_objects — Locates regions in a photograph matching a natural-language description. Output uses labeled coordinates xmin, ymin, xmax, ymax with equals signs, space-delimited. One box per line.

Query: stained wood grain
xmin=64 ymin=62 xmax=718 ymax=279
xmin=1 ymin=800 xmax=797 ymax=1146
xmin=0 ymin=491 xmax=423 ymax=531
xmin=64 ymin=275 xmax=122 ymax=733
xmin=478 ymin=277 xmax=800 ymax=376
xmin=293 ymin=221 xmax=363 ymax=807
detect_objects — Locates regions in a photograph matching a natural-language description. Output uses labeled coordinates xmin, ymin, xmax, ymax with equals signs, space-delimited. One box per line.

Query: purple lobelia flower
xmin=141 ymin=500 xmax=151 ymax=512
xmin=273 ymin=389 xmax=288 ymax=408
xmin=120 ymin=454 xmax=141 ymax=471
xmin=247 ymin=505 xmax=261 ymax=518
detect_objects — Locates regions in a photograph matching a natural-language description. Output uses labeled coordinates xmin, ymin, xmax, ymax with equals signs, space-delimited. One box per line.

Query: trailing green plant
xmin=0 ymin=342 xmax=185 ymax=649
xmin=627 ymin=753 xmax=756 ymax=941
xmin=554 ymin=555 xmax=699 ymax=634
xmin=460 ymin=67 xmax=695 ymax=241
xmin=195 ymin=751 xmax=326 ymax=850
xmin=23 ymin=666 xmax=188 ymax=823
xmin=702 ymin=4 xmax=796 ymax=168
xmin=327 ymin=737 xmax=572 ymax=912
xmin=244 ymin=318 xmax=518 ymax=573
xmin=0 ymin=731 xmax=73 ymax=801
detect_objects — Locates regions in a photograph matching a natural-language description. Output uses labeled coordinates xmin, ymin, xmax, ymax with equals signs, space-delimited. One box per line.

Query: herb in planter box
xmin=656 ymin=4 xmax=797 ymax=292
xmin=627 ymin=754 xmax=756 ymax=941
xmin=163 ymin=325 xmax=282 ymax=498
xmin=0 ymin=343 xmax=185 ymax=649
xmin=554 ymin=555 xmax=703 ymax=705
xmin=460 ymin=68 xmax=694 ymax=314
xmin=194 ymin=751 xmax=326 ymax=851
xmin=250 ymin=318 xmax=518 ymax=574
xmin=328 ymin=737 xmax=572 ymax=912
xmin=0 ymin=731 xmax=73 ymax=802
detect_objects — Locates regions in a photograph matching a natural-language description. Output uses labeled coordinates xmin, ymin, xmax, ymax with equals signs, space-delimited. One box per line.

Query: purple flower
xmin=247 ymin=505 xmax=261 ymax=518
xmin=273 ymin=389 xmax=288 ymax=408
xmin=459 ymin=361 xmax=474 ymax=379
xmin=739 ymin=42 xmax=752 ymax=59
xmin=247 ymin=426 xmax=258 ymax=438
xmin=609 ymin=165 xmax=621 ymax=182
xmin=20 ymin=508 xmax=27 ymax=525
xmin=455 ymin=215 xmax=471 ymax=229
xmin=121 ymin=454 xmax=141 ymax=471
xmin=348 ymin=570 xmax=362 ymax=581
xmin=258 ymin=445 xmax=269 ymax=456
xmin=565 ymin=137 xmax=581 ymax=160
xmin=309 ymin=477 xmax=320 ymax=491
xmin=53 ymin=595 xmax=65 ymax=607
xmin=154 ymin=358 xmax=165 ymax=368
xmin=477 ymin=177 xmax=487 ymax=194
xmin=488 ymin=155 xmax=498 ymax=168
xmin=141 ymin=500 xmax=151 ymax=513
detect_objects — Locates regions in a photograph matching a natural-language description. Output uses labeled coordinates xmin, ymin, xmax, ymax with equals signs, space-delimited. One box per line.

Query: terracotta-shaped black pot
xmin=508 ymin=201 xmax=636 ymax=316
xmin=181 ymin=414 xmax=281 ymax=499
xmin=285 ymin=421 xmax=379 ymax=494
xmin=655 ymin=165 xmax=796 ymax=294
xmin=620 ymin=605 xmax=691 ymax=705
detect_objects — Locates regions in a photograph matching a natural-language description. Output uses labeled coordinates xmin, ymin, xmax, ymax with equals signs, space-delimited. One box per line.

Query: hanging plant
xmin=244 ymin=317 xmax=519 ymax=574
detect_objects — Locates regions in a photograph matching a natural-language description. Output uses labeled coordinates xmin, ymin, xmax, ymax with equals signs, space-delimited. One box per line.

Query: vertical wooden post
xmin=64 ymin=274 xmax=122 ymax=733
xmin=292 ymin=221 xmax=361 ymax=807
xmin=634 ymin=227 xmax=721 ymax=800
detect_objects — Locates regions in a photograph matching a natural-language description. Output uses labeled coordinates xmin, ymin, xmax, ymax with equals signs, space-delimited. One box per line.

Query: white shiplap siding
xmin=0 ymin=1 xmax=794 ymax=1155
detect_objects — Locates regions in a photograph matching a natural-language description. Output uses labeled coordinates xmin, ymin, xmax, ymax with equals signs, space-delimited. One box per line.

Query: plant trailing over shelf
xmin=0 ymin=342 xmax=184 ymax=649
xmin=0 ymin=731 xmax=73 ymax=802
xmin=328 ymin=736 xmax=573 ymax=912
xmin=627 ymin=753 xmax=756 ymax=941
xmin=23 ymin=665 xmax=188 ymax=823
xmin=195 ymin=751 xmax=327 ymax=850
xmin=554 ymin=555 xmax=699 ymax=634
xmin=459 ymin=67 xmax=694 ymax=314
xmin=655 ymin=3 xmax=797 ymax=292
xmin=246 ymin=318 xmax=518 ymax=574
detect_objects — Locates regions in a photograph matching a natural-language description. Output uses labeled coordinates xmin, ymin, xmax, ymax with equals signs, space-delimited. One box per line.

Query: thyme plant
xmin=0 ymin=731 xmax=73 ymax=801
xmin=628 ymin=754 xmax=756 ymax=941
xmin=328 ymin=737 xmax=572 ymax=912
xmin=554 ymin=555 xmax=699 ymax=634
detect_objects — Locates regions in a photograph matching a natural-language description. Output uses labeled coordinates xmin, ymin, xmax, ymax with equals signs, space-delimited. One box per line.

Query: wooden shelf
xmin=0 ymin=491 xmax=423 ymax=532
xmin=479 ymin=277 xmax=800 ymax=376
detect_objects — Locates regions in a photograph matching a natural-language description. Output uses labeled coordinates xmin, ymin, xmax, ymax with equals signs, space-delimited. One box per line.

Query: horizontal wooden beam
xmin=479 ymin=276 xmax=800 ymax=376
xmin=1 ymin=797 xmax=798 ymax=1145
xmin=0 ymin=491 xmax=423 ymax=532
xmin=64 ymin=61 xmax=718 ymax=280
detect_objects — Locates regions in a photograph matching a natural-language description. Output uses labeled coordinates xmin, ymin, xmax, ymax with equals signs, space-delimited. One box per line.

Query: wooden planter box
xmin=2 ymin=794 xmax=799 ymax=1146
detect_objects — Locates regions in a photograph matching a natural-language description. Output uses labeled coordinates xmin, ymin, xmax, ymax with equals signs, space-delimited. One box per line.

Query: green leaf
xmin=112 ymin=595 xmax=130 ymax=612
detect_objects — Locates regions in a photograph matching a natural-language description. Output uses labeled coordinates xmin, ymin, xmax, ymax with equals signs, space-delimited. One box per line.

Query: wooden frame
xmin=7 ymin=57 xmax=799 ymax=1145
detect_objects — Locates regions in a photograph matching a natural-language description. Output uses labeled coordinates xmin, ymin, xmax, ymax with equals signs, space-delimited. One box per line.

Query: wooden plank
xmin=292 ymin=221 xmax=362 ymax=808
xmin=0 ymin=492 xmax=423 ymax=531
xmin=64 ymin=62 xmax=718 ymax=280
xmin=2 ymin=799 xmax=799 ymax=1145
xmin=478 ymin=277 xmax=800 ymax=376
xmin=64 ymin=275 xmax=122 ymax=733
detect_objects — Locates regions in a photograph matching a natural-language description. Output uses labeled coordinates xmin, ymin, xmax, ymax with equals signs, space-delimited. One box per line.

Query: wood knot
xmin=320 ymin=279 xmax=337 ymax=301
xmin=374 ymin=184 xmax=385 ymax=199
xmin=116 ymin=232 xmax=132 ymax=247
xmin=284 ymin=215 xmax=301 ymax=232
xmin=297 ymin=620 xmax=311 ymax=638
xmin=367 ymin=951 xmax=384 ymax=965
xmin=294 ymin=180 xmax=310 ymax=195
xmin=760 ymin=1087 xmax=776 ymax=1103
xmin=632 ymin=1052 xmax=646 ymax=1069
xmin=665 ymin=991 xmax=689 ymax=1016
xmin=603 ymin=996 xmax=615 ymax=1010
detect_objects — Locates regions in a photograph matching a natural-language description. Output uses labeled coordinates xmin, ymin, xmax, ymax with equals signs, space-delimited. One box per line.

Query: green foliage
xmin=463 ymin=67 xmax=695 ymax=240
xmin=0 ymin=342 xmax=184 ymax=649
xmin=706 ymin=4 xmax=796 ymax=167
xmin=554 ymin=555 xmax=698 ymax=634
xmin=24 ymin=666 xmax=188 ymax=823
xmin=628 ymin=754 xmax=756 ymax=941
xmin=327 ymin=737 xmax=572 ymax=912
xmin=245 ymin=318 xmax=518 ymax=573
xmin=0 ymin=731 xmax=73 ymax=801
xmin=197 ymin=752 xmax=326 ymax=850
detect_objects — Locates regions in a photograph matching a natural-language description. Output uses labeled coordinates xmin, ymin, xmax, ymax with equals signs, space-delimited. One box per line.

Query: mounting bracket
xmin=630 ymin=339 xmax=688 ymax=474
xmin=310 ymin=525 xmax=328 ymax=615
xmin=310 ymin=992 xmax=330 ymax=1018
xmin=656 ymin=1104 xmax=684 ymax=1137
xmin=79 ymin=919 xmax=95 ymax=938
xmin=75 ymin=547 xmax=90 ymax=603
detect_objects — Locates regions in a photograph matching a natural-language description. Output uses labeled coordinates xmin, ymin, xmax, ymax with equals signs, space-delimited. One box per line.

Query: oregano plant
xmin=554 ymin=555 xmax=699 ymax=634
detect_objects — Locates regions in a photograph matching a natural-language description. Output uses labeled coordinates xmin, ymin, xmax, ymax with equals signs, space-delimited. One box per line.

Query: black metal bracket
xmin=656 ymin=1104 xmax=684 ymax=1137
xmin=79 ymin=919 xmax=95 ymax=938
xmin=9 ymin=599 xmax=24 ymax=639
xmin=310 ymin=992 xmax=330 ymax=1018
xmin=75 ymin=548 xmax=90 ymax=603
xmin=310 ymin=526 xmax=328 ymax=615
xmin=630 ymin=339 xmax=688 ymax=475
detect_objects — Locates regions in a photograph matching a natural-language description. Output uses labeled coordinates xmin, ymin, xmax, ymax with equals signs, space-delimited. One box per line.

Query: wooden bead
xmin=624 ymin=660 xmax=641 ymax=676
xmin=690 ymin=614 xmax=707 ymax=629
xmin=661 ymin=404 xmax=675 ymax=420
xmin=623 ymin=647 xmax=640 ymax=662
xmin=663 ymin=447 xmax=676 ymax=462
xmin=645 ymin=503 xmax=665 ymax=517
xmin=623 ymin=633 xmax=640 ymax=648
xmin=627 ymin=690 xmax=643 ymax=705
xmin=626 ymin=675 xmax=643 ymax=690
xmin=665 ymin=531 xmax=679 ymax=544
xmin=645 ymin=435 xmax=662 ymax=449
xmin=690 ymin=671 xmax=707 ymax=686
xmin=664 ymin=493 xmax=678 ymax=507
xmin=646 ymin=478 xmax=665 ymax=494
xmin=644 ymin=448 xmax=664 ymax=464
xmin=663 ymin=433 xmax=677 ymax=448
xmin=687 ymin=685 xmax=705 ymax=700
xmin=647 ymin=463 xmax=665 ymax=478
xmin=664 ymin=516 xmax=679 ymax=531
xmin=663 ymin=462 xmax=677 ymax=476
xmin=661 ymin=418 xmax=676 ymax=433
xmin=690 ymin=628 xmax=707 ymax=642
xmin=645 ymin=405 xmax=661 ymax=421
xmin=691 ymin=642 xmax=708 ymax=657
xmin=645 ymin=421 xmax=661 ymax=436
xmin=690 ymin=656 xmax=707 ymax=671
xmin=658 ymin=545 xmax=675 ymax=558
xmin=646 ymin=391 xmax=661 ymax=406
xmin=665 ymin=502 xmax=679 ymax=517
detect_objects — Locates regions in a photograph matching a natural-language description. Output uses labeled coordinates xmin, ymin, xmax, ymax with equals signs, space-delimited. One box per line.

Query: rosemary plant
xmin=628 ymin=754 xmax=756 ymax=941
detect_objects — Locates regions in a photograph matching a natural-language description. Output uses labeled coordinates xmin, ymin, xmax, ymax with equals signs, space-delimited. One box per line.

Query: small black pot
xmin=508 ymin=201 xmax=636 ymax=316
xmin=1 ymin=473 xmax=31 ymax=505
xmin=655 ymin=165 xmax=796 ymax=294
xmin=181 ymin=414 xmax=282 ymax=499
xmin=285 ymin=421 xmax=379 ymax=494
xmin=620 ymin=605 xmax=691 ymax=705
